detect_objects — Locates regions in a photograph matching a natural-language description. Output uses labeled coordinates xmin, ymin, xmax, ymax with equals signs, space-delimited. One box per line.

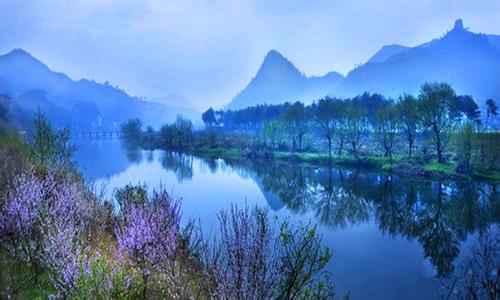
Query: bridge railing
xmin=73 ymin=132 xmax=122 ymax=139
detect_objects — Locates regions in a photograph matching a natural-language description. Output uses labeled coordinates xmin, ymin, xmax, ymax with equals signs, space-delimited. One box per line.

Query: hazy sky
xmin=1 ymin=0 xmax=499 ymax=110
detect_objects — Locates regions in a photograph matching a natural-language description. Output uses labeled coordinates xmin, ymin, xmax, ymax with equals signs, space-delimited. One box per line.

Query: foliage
xmin=281 ymin=101 xmax=310 ymax=151
xmin=126 ymin=84 xmax=498 ymax=178
xmin=115 ymin=186 xmax=181 ymax=297
xmin=260 ymin=119 xmax=283 ymax=150
xmin=0 ymin=168 xmax=98 ymax=296
xmin=396 ymin=95 xmax=420 ymax=157
xmin=202 ymin=107 xmax=217 ymax=126
xmin=204 ymin=205 xmax=334 ymax=299
xmin=32 ymin=108 xmax=76 ymax=169
xmin=418 ymin=82 xmax=459 ymax=163
xmin=120 ymin=118 xmax=143 ymax=146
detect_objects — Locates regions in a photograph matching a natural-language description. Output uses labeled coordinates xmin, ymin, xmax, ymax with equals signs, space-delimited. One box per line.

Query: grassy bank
xmin=182 ymin=146 xmax=500 ymax=181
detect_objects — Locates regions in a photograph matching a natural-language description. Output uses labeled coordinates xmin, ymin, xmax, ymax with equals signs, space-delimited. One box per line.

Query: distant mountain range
xmin=0 ymin=49 xmax=199 ymax=131
xmin=227 ymin=20 xmax=500 ymax=110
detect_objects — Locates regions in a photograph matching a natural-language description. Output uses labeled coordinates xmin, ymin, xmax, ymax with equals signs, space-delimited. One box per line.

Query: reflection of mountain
xmin=252 ymin=174 xmax=284 ymax=211
xmin=243 ymin=160 xmax=498 ymax=277
xmin=155 ymin=152 xmax=498 ymax=278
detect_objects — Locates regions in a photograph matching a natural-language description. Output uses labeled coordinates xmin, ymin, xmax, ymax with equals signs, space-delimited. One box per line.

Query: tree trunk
xmin=338 ymin=136 xmax=344 ymax=156
xmin=327 ymin=136 xmax=332 ymax=159
xmin=352 ymin=141 xmax=359 ymax=161
xmin=433 ymin=125 xmax=444 ymax=163
xmin=408 ymin=134 xmax=414 ymax=158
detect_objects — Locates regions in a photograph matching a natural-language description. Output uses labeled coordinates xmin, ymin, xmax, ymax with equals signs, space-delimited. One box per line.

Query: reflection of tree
xmin=374 ymin=176 xmax=417 ymax=238
xmin=160 ymin=152 xmax=193 ymax=182
xmin=252 ymin=162 xmax=315 ymax=214
xmin=314 ymin=168 xmax=370 ymax=228
xmin=198 ymin=156 xmax=219 ymax=173
xmin=122 ymin=141 xmax=143 ymax=164
xmin=211 ymin=157 xmax=498 ymax=279
xmin=413 ymin=183 xmax=459 ymax=277
xmin=279 ymin=166 xmax=314 ymax=214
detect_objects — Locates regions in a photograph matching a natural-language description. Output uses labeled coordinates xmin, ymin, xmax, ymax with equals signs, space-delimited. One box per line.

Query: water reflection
xmin=74 ymin=138 xmax=498 ymax=292
xmin=197 ymin=158 xmax=498 ymax=278
xmin=160 ymin=152 xmax=194 ymax=182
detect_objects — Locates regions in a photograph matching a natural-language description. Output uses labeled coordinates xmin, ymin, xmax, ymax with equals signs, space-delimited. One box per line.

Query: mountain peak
xmin=2 ymin=48 xmax=46 ymax=68
xmin=453 ymin=19 xmax=464 ymax=31
xmin=5 ymin=48 xmax=35 ymax=59
xmin=264 ymin=49 xmax=285 ymax=60
xmin=261 ymin=49 xmax=295 ymax=69
xmin=254 ymin=49 xmax=304 ymax=81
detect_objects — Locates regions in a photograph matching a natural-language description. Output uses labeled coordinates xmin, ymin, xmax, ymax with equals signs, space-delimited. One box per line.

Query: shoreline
xmin=175 ymin=146 xmax=500 ymax=182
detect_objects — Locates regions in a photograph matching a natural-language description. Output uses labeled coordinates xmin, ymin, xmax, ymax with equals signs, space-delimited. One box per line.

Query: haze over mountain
xmin=227 ymin=20 xmax=500 ymax=109
xmin=0 ymin=49 xmax=198 ymax=131
xmin=227 ymin=50 xmax=343 ymax=110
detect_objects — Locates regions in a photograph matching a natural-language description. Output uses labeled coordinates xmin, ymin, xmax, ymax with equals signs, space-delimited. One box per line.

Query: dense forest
xmin=122 ymin=82 xmax=499 ymax=180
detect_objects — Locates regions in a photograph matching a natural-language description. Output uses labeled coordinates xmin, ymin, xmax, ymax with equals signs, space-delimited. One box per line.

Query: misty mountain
xmin=227 ymin=50 xmax=343 ymax=110
xmin=227 ymin=20 xmax=500 ymax=110
xmin=0 ymin=49 xmax=193 ymax=131
xmin=337 ymin=19 xmax=500 ymax=107
xmin=366 ymin=44 xmax=410 ymax=64
xmin=150 ymin=94 xmax=201 ymax=124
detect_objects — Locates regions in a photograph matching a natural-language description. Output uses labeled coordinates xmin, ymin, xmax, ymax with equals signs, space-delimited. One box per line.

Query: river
xmin=73 ymin=139 xmax=499 ymax=299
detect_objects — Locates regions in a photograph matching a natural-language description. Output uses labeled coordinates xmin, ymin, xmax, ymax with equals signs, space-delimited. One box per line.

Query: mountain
xmin=227 ymin=20 xmax=500 ymax=110
xmin=337 ymin=19 xmax=500 ymax=107
xmin=366 ymin=44 xmax=410 ymax=64
xmin=149 ymin=94 xmax=202 ymax=125
xmin=0 ymin=49 xmax=190 ymax=131
xmin=227 ymin=50 xmax=343 ymax=110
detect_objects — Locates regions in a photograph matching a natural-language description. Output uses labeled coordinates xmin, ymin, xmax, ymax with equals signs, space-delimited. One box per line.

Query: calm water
xmin=73 ymin=139 xmax=499 ymax=300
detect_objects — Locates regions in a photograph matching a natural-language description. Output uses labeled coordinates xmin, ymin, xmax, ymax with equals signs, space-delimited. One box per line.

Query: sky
xmin=1 ymin=0 xmax=499 ymax=110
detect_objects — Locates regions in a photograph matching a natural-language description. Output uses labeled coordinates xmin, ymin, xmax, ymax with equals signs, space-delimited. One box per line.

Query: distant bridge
xmin=73 ymin=131 xmax=122 ymax=139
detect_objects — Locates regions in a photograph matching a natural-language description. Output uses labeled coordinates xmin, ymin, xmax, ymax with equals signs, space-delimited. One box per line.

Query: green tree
xmin=314 ymin=98 xmax=340 ymax=159
xmin=396 ymin=95 xmax=420 ymax=158
xmin=159 ymin=124 xmax=175 ymax=149
xmin=485 ymin=98 xmax=498 ymax=130
xmin=32 ymin=108 xmax=75 ymax=169
xmin=202 ymin=107 xmax=217 ymax=127
xmin=343 ymin=103 xmax=368 ymax=160
xmin=455 ymin=123 xmax=476 ymax=173
xmin=418 ymin=82 xmax=460 ymax=163
xmin=143 ymin=126 xmax=157 ymax=149
xmin=172 ymin=115 xmax=193 ymax=148
xmin=281 ymin=102 xmax=309 ymax=152
xmin=260 ymin=120 xmax=282 ymax=150
xmin=374 ymin=103 xmax=399 ymax=162
xmin=121 ymin=119 xmax=143 ymax=145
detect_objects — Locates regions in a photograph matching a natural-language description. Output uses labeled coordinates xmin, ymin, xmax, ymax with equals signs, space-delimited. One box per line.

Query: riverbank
xmin=183 ymin=146 xmax=500 ymax=181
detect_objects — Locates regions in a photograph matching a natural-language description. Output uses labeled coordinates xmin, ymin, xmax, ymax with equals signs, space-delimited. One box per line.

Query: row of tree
xmin=207 ymin=82 xmax=497 ymax=170
xmin=121 ymin=115 xmax=194 ymax=150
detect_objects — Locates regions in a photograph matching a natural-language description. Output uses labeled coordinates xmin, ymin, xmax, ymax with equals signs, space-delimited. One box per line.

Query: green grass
xmin=192 ymin=147 xmax=242 ymax=159
xmin=187 ymin=147 xmax=500 ymax=182
xmin=424 ymin=160 xmax=456 ymax=174
xmin=472 ymin=170 xmax=500 ymax=181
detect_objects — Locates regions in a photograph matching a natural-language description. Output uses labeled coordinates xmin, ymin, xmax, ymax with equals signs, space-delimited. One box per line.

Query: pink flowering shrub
xmin=204 ymin=205 xmax=334 ymax=299
xmin=0 ymin=168 xmax=95 ymax=295
xmin=114 ymin=185 xmax=182 ymax=296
